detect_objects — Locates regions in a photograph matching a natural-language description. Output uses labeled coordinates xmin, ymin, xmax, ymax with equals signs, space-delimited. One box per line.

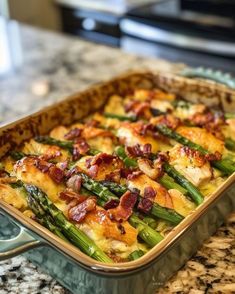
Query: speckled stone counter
xmin=0 ymin=24 xmax=234 ymax=294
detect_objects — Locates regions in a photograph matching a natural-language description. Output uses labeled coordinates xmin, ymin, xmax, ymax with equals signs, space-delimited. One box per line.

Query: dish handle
xmin=0 ymin=211 xmax=43 ymax=261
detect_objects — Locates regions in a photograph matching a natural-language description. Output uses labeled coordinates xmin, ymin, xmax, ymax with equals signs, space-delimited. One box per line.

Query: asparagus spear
xmin=35 ymin=136 xmax=100 ymax=156
xmin=156 ymin=124 xmax=235 ymax=175
xmin=10 ymin=151 xmax=28 ymax=160
xmin=128 ymin=250 xmax=145 ymax=261
xmin=27 ymin=193 xmax=68 ymax=242
xmin=103 ymin=113 xmax=137 ymax=122
xmin=100 ymin=180 xmax=184 ymax=225
xmin=25 ymin=184 xmax=112 ymax=263
xmin=163 ymin=163 xmax=203 ymax=205
xmin=225 ymin=138 xmax=235 ymax=151
xmin=78 ymin=173 xmax=163 ymax=246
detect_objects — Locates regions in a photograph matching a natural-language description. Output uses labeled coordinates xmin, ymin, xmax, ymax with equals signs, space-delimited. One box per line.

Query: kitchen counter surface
xmin=0 ymin=24 xmax=235 ymax=294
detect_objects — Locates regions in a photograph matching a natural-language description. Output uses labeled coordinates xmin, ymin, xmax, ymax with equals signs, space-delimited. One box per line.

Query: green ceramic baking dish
xmin=0 ymin=71 xmax=235 ymax=294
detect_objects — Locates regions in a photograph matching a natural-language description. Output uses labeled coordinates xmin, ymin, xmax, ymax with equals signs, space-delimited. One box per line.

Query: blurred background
xmin=1 ymin=0 xmax=235 ymax=75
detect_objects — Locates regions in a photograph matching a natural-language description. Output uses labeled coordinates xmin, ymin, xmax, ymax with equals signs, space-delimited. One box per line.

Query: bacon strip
xmin=108 ymin=191 xmax=138 ymax=222
xmin=72 ymin=139 xmax=90 ymax=161
xmin=34 ymin=158 xmax=64 ymax=183
xmin=68 ymin=197 xmax=97 ymax=223
xmin=126 ymin=143 xmax=152 ymax=158
xmin=64 ymin=128 xmax=82 ymax=140
xmin=59 ymin=188 xmax=87 ymax=204
xmin=138 ymin=186 xmax=156 ymax=213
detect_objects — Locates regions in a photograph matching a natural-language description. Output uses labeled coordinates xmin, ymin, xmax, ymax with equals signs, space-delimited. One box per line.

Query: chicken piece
xmin=174 ymin=102 xmax=206 ymax=120
xmin=127 ymin=174 xmax=174 ymax=209
xmin=92 ymin=112 xmax=121 ymax=130
xmin=117 ymin=122 xmax=159 ymax=153
xmin=50 ymin=126 xmax=69 ymax=140
xmin=168 ymin=189 xmax=196 ymax=217
xmin=22 ymin=139 xmax=69 ymax=161
xmin=176 ymin=126 xmax=225 ymax=155
xmin=169 ymin=144 xmax=212 ymax=187
xmin=150 ymin=100 xmax=174 ymax=113
xmin=74 ymin=154 xmax=123 ymax=181
xmin=14 ymin=157 xmax=64 ymax=202
xmin=104 ymin=95 xmax=125 ymax=115
xmin=78 ymin=208 xmax=138 ymax=258
xmin=0 ymin=184 xmax=27 ymax=210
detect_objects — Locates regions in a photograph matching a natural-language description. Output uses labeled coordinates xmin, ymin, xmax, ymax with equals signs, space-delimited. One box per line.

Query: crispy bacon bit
xmin=108 ymin=191 xmax=138 ymax=222
xmin=72 ymin=139 xmax=90 ymax=161
xmin=59 ymin=188 xmax=87 ymax=204
xmin=65 ymin=166 xmax=78 ymax=179
xmin=48 ymin=166 xmax=64 ymax=183
xmin=205 ymin=151 xmax=222 ymax=161
xmin=34 ymin=158 xmax=64 ymax=183
xmin=0 ymin=170 xmax=9 ymax=178
xmin=117 ymin=224 xmax=126 ymax=235
xmin=139 ymin=123 xmax=155 ymax=136
xmin=64 ymin=128 xmax=82 ymax=140
xmin=103 ymin=199 xmax=119 ymax=210
xmin=39 ymin=147 xmax=62 ymax=161
xmin=89 ymin=153 xmax=115 ymax=166
xmin=125 ymin=100 xmax=151 ymax=118
xmin=35 ymin=159 xmax=52 ymax=173
xmin=138 ymin=186 xmax=156 ymax=213
xmin=138 ymin=158 xmax=162 ymax=180
xmin=190 ymin=112 xmax=225 ymax=140
xmin=68 ymin=197 xmax=97 ymax=223
xmin=126 ymin=143 xmax=152 ymax=158
xmin=66 ymin=175 xmax=82 ymax=193
xmin=127 ymin=170 xmax=142 ymax=180
xmin=157 ymin=114 xmax=181 ymax=130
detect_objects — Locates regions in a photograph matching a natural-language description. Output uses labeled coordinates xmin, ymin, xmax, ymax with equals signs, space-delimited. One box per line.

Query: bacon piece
xmin=137 ymin=158 xmax=162 ymax=180
xmin=48 ymin=166 xmax=64 ymax=183
xmin=66 ymin=175 xmax=82 ymax=193
xmin=89 ymin=153 xmax=115 ymax=166
xmin=34 ymin=158 xmax=64 ymax=183
xmin=126 ymin=143 xmax=152 ymax=158
xmin=68 ymin=197 xmax=97 ymax=223
xmin=138 ymin=186 xmax=156 ymax=213
xmin=205 ymin=151 xmax=222 ymax=161
xmin=125 ymin=100 xmax=151 ymax=118
xmin=139 ymin=123 xmax=155 ymax=136
xmin=59 ymin=188 xmax=87 ymax=204
xmin=72 ymin=139 xmax=90 ymax=161
xmin=152 ymin=114 xmax=181 ymax=130
xmin=108 ymin=191 xmax=138 ymax=222
xmin=85 ymin=119 xmax=100 ymax=128
xmin=103 ymin=199 xmax=119 ymax=210
xmin=64 ymin=128 xmax=82 ymax=140
xmin=127 ymin=170 xmax=143 ymax=180
xmin=57 ymin=160 xmax=69 ymax=171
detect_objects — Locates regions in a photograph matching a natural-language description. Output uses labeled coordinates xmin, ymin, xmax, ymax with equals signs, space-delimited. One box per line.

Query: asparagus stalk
xmin=25 ymin=184 xmax=112 ymax=263
xmin=128 ymin=250 xmax=145 ymax=261
xmin=100 ymin=180 xmax=184 ymax=225
xmin=35 ymin=136 xmax=100 ymax=156
xmin=225 ymin=138 xmax=235 ymax=151
xmin=78 ymin=173 xmax=163 ymax=246
xmin=156 ymin=124 xmax=235 ymax=175
xmin=27 ymin=193 xmax=68 ymax=242
xmin=163 ymin=163 xmax=203 ymax=205
xmin=103 ymin=113 xmax=137 ymax=122
xmin=10 ymin=151 xmax=28 ymax=160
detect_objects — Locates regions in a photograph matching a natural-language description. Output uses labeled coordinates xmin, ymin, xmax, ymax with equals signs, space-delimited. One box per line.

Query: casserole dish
xmin=0 ymin=71 xmax=235 ymax=294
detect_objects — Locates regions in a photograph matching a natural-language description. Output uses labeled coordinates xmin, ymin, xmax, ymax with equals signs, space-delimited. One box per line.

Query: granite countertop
xmin=0 ymin=24 xmax=235 ymax=294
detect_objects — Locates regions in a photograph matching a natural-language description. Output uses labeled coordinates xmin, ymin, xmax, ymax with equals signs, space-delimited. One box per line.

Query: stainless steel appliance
xmin=120 ymin=0 xmax=235 ymax=72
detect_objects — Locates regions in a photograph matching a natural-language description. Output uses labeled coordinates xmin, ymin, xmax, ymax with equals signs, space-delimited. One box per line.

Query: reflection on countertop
xmin=0 ymin=24 xmax=234 ymax=294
